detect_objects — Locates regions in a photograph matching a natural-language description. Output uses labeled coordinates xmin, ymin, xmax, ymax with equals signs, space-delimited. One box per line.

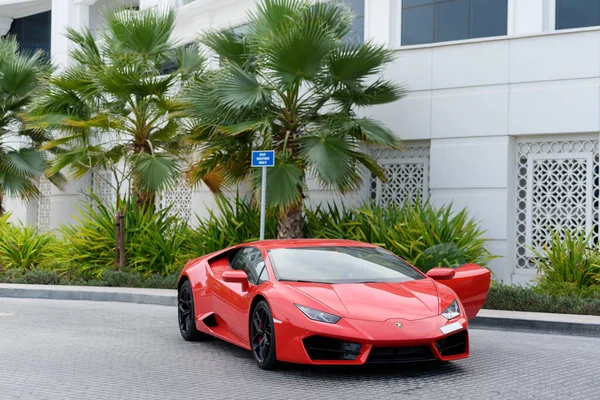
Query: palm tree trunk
xmin=135 ymin=188 xmax=155 ymax=212
xmin=277 ymin=200 xmax=304 ymax=239
xmin=0 ymin=190 xmax=4 ymax=216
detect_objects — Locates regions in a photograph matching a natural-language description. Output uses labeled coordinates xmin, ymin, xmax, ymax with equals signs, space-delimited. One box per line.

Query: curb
xmin=0 ymin=284 xmax=176 ymax=307
xmin=2 ymin=284 xmax=600 ymax=338
xmin=471 ymin=310 xmax=600 ymax=338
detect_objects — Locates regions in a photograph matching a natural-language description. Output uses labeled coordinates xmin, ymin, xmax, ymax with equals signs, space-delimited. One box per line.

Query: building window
xmin=6 ymin=11 xmax=51 ymax=55
xmin=369 ymin=145 xmax=430 ymax=207
xmin=401 ymin=0 xmax=507 ymax=46
xmin=515 ymin=139 xmax=600 ymax=270
xmin=556 ymin=0 xmax=600 ymax=30
xmin=342 ymin=0 xmax=365 ymax=43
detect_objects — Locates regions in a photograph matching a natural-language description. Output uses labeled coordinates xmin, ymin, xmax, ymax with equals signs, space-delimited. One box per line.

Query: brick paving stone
xmin=1 ymin=298 xmax=599 ymax=400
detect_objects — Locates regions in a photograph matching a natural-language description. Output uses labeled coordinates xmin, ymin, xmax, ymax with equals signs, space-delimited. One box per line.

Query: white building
xmin=2 ymin=0 xmax=599 ymax=285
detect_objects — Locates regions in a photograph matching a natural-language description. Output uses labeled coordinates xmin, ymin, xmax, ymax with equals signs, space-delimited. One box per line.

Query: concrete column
xmin=51 ymin=0 xmax=96 ymax=66
xmin=512 ymin=0 xmax=545 ymax=35
xmin=364 ymin=0 xmax=391 ymax=46
xmin=48 ymin=0 xmax=96 ymax=229
xmin=429 ymin=136 xmax=514 ymax=284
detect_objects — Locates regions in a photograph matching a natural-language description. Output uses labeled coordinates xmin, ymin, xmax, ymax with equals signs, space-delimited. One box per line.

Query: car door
xmin=438 ymin=264 xmax=491 ymax=320
xmin=220 ymin=247 xmax=270 ymax=341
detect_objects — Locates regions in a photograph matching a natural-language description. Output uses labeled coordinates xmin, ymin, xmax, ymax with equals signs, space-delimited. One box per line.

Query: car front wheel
xmin=250 ymin=300 xmax=278 ymax=370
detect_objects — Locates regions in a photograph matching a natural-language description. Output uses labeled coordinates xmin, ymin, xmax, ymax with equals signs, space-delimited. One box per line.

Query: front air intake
xmin=436 ymin=330 xmax=467 ymax=356
xmin=367 ymin=346 xmax=435 ymax=363
xmin=302 ymin=336 xmax=362 ymax=361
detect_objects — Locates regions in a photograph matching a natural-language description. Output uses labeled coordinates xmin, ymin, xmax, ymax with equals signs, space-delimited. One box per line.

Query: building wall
xmin=5 ymin=0 xmax=600 ymax=285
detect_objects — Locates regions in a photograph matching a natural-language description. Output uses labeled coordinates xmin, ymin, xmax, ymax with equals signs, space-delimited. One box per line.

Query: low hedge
xmin=484 ymin=284 xmax=600 ymax=316
xmin=0 ymin=269 xmax=178 ymax=289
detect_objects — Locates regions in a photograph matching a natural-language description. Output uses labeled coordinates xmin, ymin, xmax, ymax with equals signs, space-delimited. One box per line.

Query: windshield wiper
xmin=280 ymin=279 xmax=332 ymax=284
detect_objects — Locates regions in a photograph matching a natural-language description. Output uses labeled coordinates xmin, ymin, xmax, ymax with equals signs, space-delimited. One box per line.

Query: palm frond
xmin=101 ymin=7 xmax=177 ymax=60
xmin=264 ymin=14 xmax=337 ymax=86
xmin=328 ymin=42 xmax=395 ymax=87
xmin=202 ymin=30 xmax=250 ymax=68
xmin=250 ymin=154 xmax=304 ymax=210
xmin=0 ymin=148 xmax=45 ymax=179
xmin=130 ymin=152 xmax=181 ymax=193
xmin=298 ymin=131 xmax=359 ymax=191
xmin=213 ymin=65 xmax=272 ymax=113
xmin=66 ymin=28 xmax=102 ymax=67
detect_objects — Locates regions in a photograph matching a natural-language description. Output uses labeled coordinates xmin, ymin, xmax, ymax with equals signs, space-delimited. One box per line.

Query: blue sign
xmin=251 ymin=150 xmax=275 ymax=167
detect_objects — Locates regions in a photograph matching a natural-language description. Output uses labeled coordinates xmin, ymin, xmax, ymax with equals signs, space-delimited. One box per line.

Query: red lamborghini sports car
xmin=177 ymin=239 xmax=491 ymax=370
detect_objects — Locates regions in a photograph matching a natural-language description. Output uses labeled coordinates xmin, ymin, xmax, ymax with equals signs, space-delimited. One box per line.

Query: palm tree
xmin=185 ymin=0 xmax=404 ymax=239
xmin=27 ymin=7 xmax=206 ymax=211
xmin=0 ymin=36 xmax=57 ymax=216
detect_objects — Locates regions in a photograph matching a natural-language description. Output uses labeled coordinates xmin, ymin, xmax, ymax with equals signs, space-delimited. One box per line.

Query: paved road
xmin=1 ymin=299 xmax=599 ymax=400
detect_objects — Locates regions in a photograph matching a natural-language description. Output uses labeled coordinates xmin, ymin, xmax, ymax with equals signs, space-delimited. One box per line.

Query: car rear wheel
xmin=250 ymin=300 xmax=278 ymax=370
xmin=178 ymin=280 xmax=210 ymax=341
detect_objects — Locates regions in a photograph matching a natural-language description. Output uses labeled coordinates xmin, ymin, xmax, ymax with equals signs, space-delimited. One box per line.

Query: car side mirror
xmin=426 ymin=267 xmax=456 ymax=280
xmin=222 ymin=270 xmax=249 ymax=291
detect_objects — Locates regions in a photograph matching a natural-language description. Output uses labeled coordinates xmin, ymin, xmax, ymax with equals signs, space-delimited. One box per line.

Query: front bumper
xmin=274 ymin=314 xmax=469 ymax=365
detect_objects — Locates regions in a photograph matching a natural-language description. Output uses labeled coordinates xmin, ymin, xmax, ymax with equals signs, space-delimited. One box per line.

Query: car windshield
xmin=267 ymin=246 xmax=424 ymax=284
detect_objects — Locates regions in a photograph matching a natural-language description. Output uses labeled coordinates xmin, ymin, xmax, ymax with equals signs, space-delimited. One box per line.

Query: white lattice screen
xmin=369 ymin=145 xmax=430 ymax=207
xmin=37 ymin=177 xmax=53 ymax=232
xmin=516 ymin=139 xmax=600 ymax=269
xmin=91 ymin=169 xmax=116 ymax=208
xmin=157 ymin=178 xmax=193 ymax=223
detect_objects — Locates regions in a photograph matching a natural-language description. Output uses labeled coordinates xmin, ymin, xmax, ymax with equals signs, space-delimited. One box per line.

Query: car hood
xmin=285 ymin=279 xmax=440 ymax=321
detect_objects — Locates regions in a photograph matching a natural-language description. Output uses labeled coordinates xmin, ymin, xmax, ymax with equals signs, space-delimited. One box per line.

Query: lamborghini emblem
xmin=394 ymin=322 xmax=403 ymax=328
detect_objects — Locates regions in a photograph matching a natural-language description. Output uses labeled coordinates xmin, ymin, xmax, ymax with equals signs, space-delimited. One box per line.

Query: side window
xmin=231 ymin=247 xmax=269 ymax=285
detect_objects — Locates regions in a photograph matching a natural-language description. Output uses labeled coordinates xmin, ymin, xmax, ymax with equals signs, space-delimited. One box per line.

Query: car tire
xmin=178 ymin=280 xmax=210 ymax=341
xmin=250 ymin=300 xmax=279 ymax=370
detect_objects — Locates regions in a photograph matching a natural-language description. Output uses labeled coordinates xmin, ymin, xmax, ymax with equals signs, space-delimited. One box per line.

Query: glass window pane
xmin=268 ymin=246 xmax=424 ymax=284
xmin=402 ymin=5 xmax=434 ymax=45
xmin=556 ymin=0 xmax=600 ymax=30
xmin=345 ymin=16 xmax=364 ymax=44
xmin=342 ymin=0 xmax=365 ymax=17
xmin=471 ymin=0 xmax=508 ymax=38
xmin=7 ymin=11 xmax=51 ymax=55
xmin=435 ymin=0 xmax=469 ymax=43
xmin=404 ymin=0 xmax=435 ymax=7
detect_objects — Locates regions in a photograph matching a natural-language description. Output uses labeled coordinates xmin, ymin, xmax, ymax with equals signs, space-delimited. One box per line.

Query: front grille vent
xmin=303 ymin=336 xmax=362 ymax=361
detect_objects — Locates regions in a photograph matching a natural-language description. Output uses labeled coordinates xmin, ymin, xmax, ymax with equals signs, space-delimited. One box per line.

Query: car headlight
xmin=442 ymin=300 xmax=460 ymax=320
xmin=295 ymin=304 xmax=341 ymax=324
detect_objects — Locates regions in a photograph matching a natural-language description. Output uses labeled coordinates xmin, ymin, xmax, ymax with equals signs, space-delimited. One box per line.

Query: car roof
xmin=242 ymin=239 xmax=379 ymax=251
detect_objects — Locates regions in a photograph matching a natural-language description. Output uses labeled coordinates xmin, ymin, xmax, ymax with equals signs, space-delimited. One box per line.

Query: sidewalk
xmin=0 ymin=283 xmax=176 ymax=306
xmin=1 ymin=283 xmax=599 ymax=337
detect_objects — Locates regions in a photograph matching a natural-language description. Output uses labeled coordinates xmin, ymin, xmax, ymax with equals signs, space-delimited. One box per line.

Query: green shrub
xmin=0 ymin=268 xmax=25 ymax=283
xmin=142 ymin=273 xmax=179 ymax=289
xmin=0 ymin=214 xmax=57 ymax=270
xmin=0 ymin=266 xmax=178 ymax=289
xmin=535 ymin=281 xmax=600 ymax=300
xmin=101 ymin=270 xmax=143 ymax=287
xmin=485 ymin=283 xmax=600 ymax=316
xmin=189 ymin=194 xmax=278 ymax=256
xmin=56 ymin=194 xmax=195 ymax=278
xmin=531 ymin=229 xmax=600 ymax=289
xmin=305 ymin=201 xmax=495 ymax=270
xmin=14 ymin=270 xmax=62 ymax=285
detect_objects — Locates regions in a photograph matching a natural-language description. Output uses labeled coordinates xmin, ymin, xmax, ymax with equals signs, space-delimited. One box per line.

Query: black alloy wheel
xmin=250 ymin=300 xmax=278 ymax=370
xmin=178 ymin=280 xmax=209 ymax=341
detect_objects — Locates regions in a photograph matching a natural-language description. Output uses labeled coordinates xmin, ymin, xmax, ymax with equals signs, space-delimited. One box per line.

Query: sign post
xmin=251 ymin=150 xmax=275 ymax=240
